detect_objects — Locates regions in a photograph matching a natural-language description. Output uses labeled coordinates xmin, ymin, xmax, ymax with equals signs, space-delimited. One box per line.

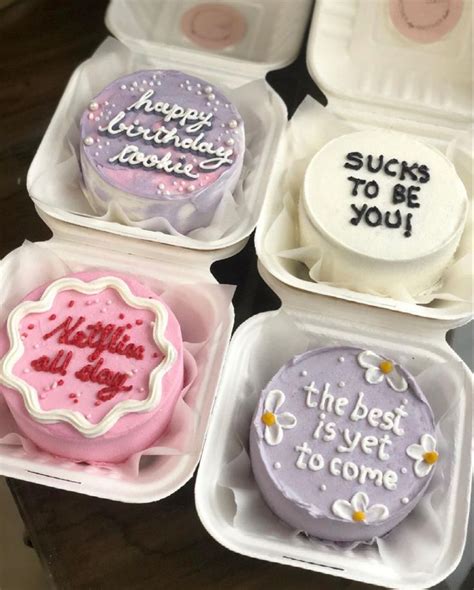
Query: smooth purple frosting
xmin=250 ymin=346 xmax=437 ymax=543
xmin=79 ymin=70 xmax=245 ymax=233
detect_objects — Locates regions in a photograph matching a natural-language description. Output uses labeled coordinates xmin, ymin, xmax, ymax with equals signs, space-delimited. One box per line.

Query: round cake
xmin=0 ymin=272 xmax=185 ymax=463
xmin=249 ymin=346 xmax=438 ymax=543
xmin=80 ymin=70 xmax=245 ymax=234
xmin=299 ymin=130 xmax=468 ymax=297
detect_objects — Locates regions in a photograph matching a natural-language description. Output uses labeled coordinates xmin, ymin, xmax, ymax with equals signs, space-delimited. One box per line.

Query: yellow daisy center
xmin=379 ymin=360 xmax=393 ymax=374
xmin=262 ymin=411 xmax=276 ymax=426
xmin=423 ymin=451 xmax=439 ymax=465
xmin=352 ymin=511 xmax=366 ymax=522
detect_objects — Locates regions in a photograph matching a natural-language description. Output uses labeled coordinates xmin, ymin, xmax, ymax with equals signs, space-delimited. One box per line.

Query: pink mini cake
xmin=0 ymin=272 xmax=185 ymax=463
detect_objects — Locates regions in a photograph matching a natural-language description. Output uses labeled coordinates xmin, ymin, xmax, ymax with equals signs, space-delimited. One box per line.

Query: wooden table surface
xmin=0 ymin=2 xmax=471 ymax=589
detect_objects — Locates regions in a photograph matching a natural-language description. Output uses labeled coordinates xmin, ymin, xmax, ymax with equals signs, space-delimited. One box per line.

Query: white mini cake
xmin=299 ymin=130 xmax=468 ymax=298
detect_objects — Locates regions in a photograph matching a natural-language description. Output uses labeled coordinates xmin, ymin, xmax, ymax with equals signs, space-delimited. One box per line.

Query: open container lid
xmin=307 ymin=0 xmax=472 ymax=138
xmin=28 ymin=0 xmax=314 ymax=254
xmin=106 ymin=0 xmax=314 ymax=85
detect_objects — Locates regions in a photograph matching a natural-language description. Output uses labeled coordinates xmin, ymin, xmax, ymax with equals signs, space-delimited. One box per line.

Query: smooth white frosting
xmin=299 ymin=130 xmax=468 ymax=297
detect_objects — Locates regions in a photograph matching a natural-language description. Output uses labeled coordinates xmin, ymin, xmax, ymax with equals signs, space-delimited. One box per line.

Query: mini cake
xmin=250 ymin=346 xmax=438 ymax=543
xmin=0 ymin=272 xmax=185 ymax=463
xmin=299 ymin=130 xmax=468 ymax=298
xmin=80 ymin=69 xmax=245 ymax=234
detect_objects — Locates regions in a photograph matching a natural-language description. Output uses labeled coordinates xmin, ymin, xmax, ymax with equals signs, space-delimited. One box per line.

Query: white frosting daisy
xmin=261 ymin=389 xmax=297 ymax=446
xmin=357 ymin=350 xmax=408 ymax=392
xmin=332 ymin=491 xmax=389 ymax=523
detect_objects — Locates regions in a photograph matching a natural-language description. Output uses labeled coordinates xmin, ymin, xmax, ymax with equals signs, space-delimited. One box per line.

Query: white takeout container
xmin=2 ymin=0 xmax=314 ymax=502
xmin=27 ymin=0 xmax=314 ymax=252
xmin=255 ymin=0 xmax=473 ymax=322
xmin=0 ymin=218 xmax=235 ymax=502
xmin=196 ymin=2 xmax=473 ymax=588
xmin=195 ymin=265 xmax=473 ymax=589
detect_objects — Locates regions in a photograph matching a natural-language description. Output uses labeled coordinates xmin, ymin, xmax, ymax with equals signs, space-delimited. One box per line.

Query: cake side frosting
xmin=79 ymin=70 xmax=245 ymax=233
xmin=0 ymin=272 xmax=185 ymax=462
xmin=250 ymin=346 xmax=438 ymax=543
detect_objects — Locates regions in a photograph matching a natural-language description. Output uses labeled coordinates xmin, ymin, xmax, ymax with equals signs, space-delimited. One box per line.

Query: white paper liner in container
xmin=27 ymin=37 xmax=286 ymax=250
xmin=0 ymin=241 xmax=235 ymax=501
xmin=257 ymin=97 xmax=473 ymax=319
xmin=195 ymin=309 xmax=472 ymax=588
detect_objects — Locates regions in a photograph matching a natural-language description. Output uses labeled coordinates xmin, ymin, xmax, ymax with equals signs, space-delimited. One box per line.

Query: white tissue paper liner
xmin=216 ymin=311 xmax=466 ymax=575
xmin=263 ymin=97 xmax=473 ymax=305
xmin=28 ymin=37 xmax=273 ymax=246
xmin=0 ymin=242 xmax=235 ymax=478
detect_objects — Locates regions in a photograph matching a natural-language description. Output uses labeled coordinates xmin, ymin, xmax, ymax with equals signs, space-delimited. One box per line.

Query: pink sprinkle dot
xmin=58 ymin=379 xmax=64 ymax=386
xmin=135 ymin=319 xmax=143 ymax=325
xmin=49 ymin=314 xmax=57 ymax=320
xmin=27 ymin=324 xmax=34 ymax=330
xmin=94 ymin=401 xmax=101 ymax=407
xmin=73 ymin=399 xmax=79 ymax=404
xmin=69 ymin=393 xmax=77 ymax=399
xmin=119 ymin=313 xmax=125 ymax=320
xmin=68 ymin=300 xmax=75 ymax=308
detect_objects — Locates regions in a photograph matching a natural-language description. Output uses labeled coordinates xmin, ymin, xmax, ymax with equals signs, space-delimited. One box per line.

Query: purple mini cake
xmin=250 ymin=346 xmax=438 ymax=543
xmin=80 ymin=70 xmax=245 ymax=234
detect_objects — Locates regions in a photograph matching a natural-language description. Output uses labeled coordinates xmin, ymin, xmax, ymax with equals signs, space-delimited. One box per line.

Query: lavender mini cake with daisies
xmin=249 ymin=346 xmax=438 ymax=543
xmin=80 ymin=70 xmax=245 ymax=234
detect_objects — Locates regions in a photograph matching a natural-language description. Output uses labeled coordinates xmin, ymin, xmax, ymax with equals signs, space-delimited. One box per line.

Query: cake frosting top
xmin=303 ymin=130 xmax=467 ymax=261
xmin=80 ymin=70 xmax=245 ymax=200
xmin=252 ymin=346 xmax=438 ymax=527
xmin=0 ymin=274 xmax=182 ymax=438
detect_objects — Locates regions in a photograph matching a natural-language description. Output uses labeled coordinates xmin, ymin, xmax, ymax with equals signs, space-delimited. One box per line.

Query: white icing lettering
xmin=295 ymin=442 xmax=312 ymax=469
xmin=361 ymin=435 xmax=378 ymax=455
xmin=308 ymin=454 xmax=325 ymax=472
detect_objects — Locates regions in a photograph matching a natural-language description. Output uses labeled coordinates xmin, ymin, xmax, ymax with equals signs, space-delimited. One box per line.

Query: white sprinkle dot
xmin=196 ymin=91 xmax=202 ymax=96
xmin=320 ymin=484 xmax=327 ymax=491
xmin=187 ymin=184 xmax=195 ymax=192
xmin=300 ymin=370 xmax=308 ymax=377
xmin=338 ymin=381 xmax=345 ymax=388
xmin=158 ymin=183 xmax=165 ymax=190
xmin=88 ymin=113 xmax=94 ymax=120
xmin=204 ymin=85 xmax=213 ymax=94
xmin=319 ymin=413 xmax=326 ymax=420
xmin=403 ymin=399 xmax=409 ymax=405
xmin=401 ymin=467 xmax=408 ymax=474
xmin=132 ymin=368 xmax=138 ymax=374
xmin=273 ymin=462 xmax=281 ymax=470
xmin=89 ymin=101 xmax=99 ymax=111
xmin=401 ymin=497 xmax=409 ymax=505
xmin=83 ymin=136 xmax=94 ymax=146
xmin=228 ymin=119 xmax=238 ymax=129
xmin=338 ymin=356 xmax=345 ymax=363
xmin=86 ymin=413 xmax=92 ymax=419
xmin=208 ymin=93 xmax=216 ymax=101
xmin=23 ymin=368 xmax=30 ymax=374
xmin=226 ymin=138 xmax=235 ymax=146
xmin=139 ymin=387 xmax=145 ymax=393
xmin=33 ymin=344 xmax=40 ymax=349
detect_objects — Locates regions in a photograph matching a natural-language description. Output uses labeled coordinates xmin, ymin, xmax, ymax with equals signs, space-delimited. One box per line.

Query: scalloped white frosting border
xmin=0 ymin=277 xmax=177 ymax=438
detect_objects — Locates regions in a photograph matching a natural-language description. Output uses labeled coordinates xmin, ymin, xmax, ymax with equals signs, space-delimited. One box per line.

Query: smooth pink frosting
xmin=0 ymin=271 xmax=185 ymax=463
